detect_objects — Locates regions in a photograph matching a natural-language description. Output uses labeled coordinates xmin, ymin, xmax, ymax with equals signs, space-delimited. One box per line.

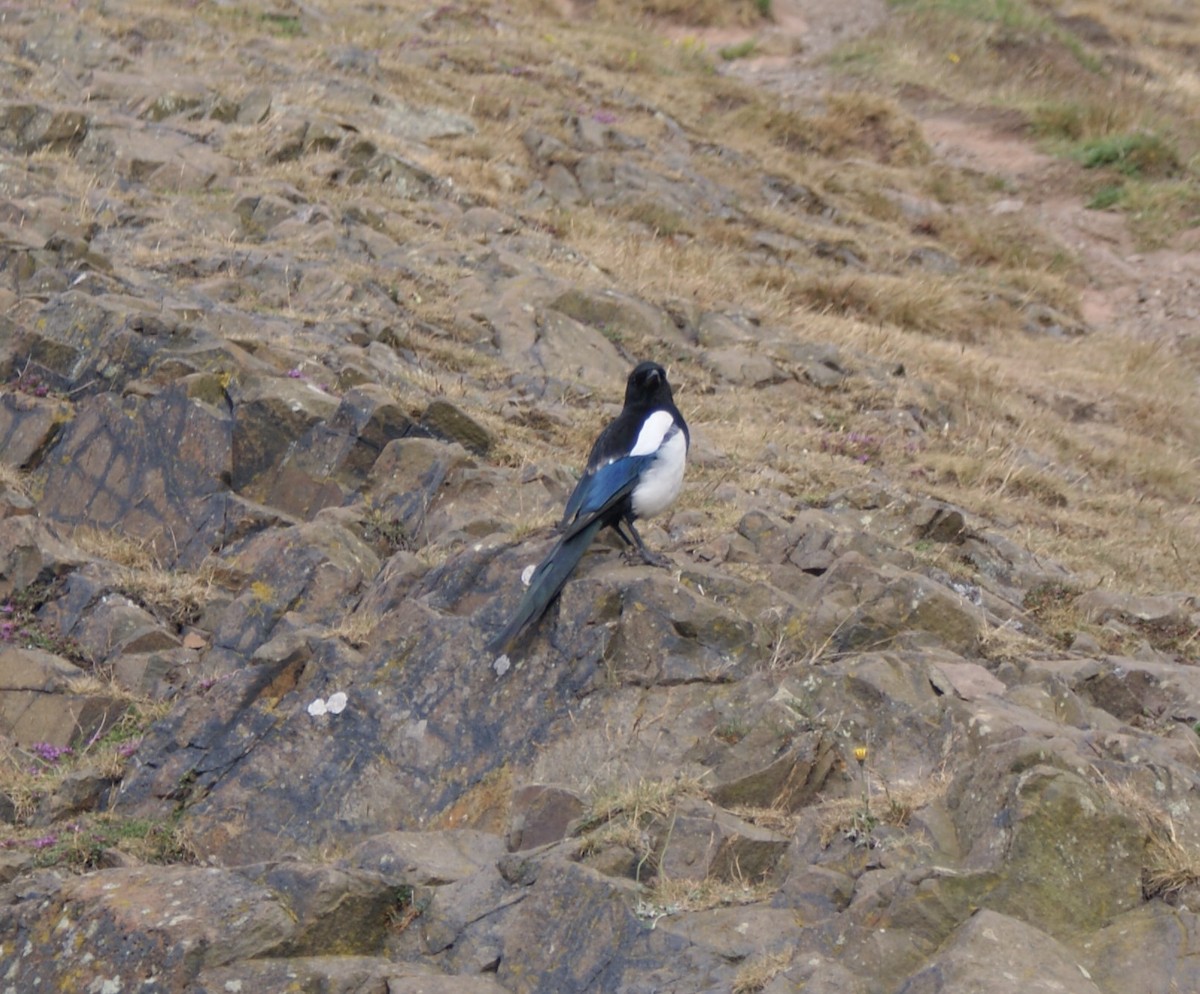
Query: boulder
xmin=652 ymin=796 xmax=790 ymax=883
xmin=37 ymin=384 xmax=232 ymax=568
xmin=348 ymin=829 xmax=508 ymax=885
xmin=1083 ymin=904 xmax=1200 ymax=994
xmin=0 ymin=389 xmax=71 ymax=468
xmin=0 ymin=865 xmax=297 ymax=991
xmin=0 ymin=515 xmax=81 ymax=597
xmin=896 ymin=909 xmax=1103 ymax=994
xmin=0 ymin=646 xmax=123 ymax=748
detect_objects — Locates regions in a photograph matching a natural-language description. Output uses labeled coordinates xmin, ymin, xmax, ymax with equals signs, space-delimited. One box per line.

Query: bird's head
xmin=625 ymin=360 xmax=672 ymax=406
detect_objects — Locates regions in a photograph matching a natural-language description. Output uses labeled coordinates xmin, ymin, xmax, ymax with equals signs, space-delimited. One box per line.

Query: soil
xmin=710 ymin=0 xmax=1200 ymax=347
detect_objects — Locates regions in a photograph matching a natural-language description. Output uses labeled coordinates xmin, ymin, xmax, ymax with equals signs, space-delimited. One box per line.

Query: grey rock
xmin=0 ymin=865 xmax=297 ymax=990
xmin=348 ymin=829 xmax=508 ymax=885
xmin=896 ymin=909 xmax=1103 ymax=994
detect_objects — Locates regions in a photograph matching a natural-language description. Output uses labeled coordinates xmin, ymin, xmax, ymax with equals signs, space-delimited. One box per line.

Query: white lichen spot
xmin=308 ymin=691 xmax=348 ymax=717
xmin=493 ymin=654 xmax=511 ymax=677
xmin=224 ymin=982 xmax=244 ymax=993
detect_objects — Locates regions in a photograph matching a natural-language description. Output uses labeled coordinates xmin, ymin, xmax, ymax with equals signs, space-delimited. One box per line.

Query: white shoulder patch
xmin=630 ymin=410 xmax=676 ymax=457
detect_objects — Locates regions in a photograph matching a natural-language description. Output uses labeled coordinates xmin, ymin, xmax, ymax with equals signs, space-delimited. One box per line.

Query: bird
xmin=488 ymin=360 xmax=689 ymax=655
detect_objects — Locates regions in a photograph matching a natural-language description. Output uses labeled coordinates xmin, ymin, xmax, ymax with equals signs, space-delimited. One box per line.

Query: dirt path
xmin=717 ymin=0 xmax=1200 ymax=348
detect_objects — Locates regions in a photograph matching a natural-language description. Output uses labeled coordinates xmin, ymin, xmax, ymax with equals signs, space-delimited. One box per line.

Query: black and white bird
xmin=488 ymin=360 xmax=689 ymax=654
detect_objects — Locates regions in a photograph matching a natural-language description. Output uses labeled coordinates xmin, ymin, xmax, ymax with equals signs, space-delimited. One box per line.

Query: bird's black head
xmin=625 ymin=360 xmax=672 ymax=407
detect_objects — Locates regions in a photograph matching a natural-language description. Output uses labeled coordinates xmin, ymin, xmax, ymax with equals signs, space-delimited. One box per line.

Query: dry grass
xmin=0 ymin=695 xmax=171 ymax=823
xmin=643 ymin=872 xmax=777 ymax=914
xmin=592 ymin=0 xmax=768 ymax=29
xmin=71 ymin=527 xmax=222 ymax=626
xmin=816 ymin=768 xmax=952 ymax=846
xmin=322 ymin=608 xmax=383 ymax=648
xmin=14 ymin=0 xmax=1199 ymax=611
xmin=582 ymin=773 xmax=709 ymax=831
xmin=0 ymin=461 xmax=29 ymax=496
xmin=733 ymin=949 xmax=795 ymax=994
xmin=1101 ymin=772 xmax=1200 ymax=898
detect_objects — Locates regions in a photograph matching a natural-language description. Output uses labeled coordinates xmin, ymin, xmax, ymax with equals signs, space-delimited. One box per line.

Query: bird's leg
xmin=624 ymin=519 xmax=671 ymax=568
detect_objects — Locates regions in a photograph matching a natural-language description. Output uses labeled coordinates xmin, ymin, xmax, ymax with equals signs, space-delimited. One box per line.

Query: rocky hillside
xmin=2 ymin=0 xmax=1200 ymax=991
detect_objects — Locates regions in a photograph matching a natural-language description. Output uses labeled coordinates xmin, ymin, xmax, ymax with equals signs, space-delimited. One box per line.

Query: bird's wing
xmin=561 ymin=452 xmax=655 ymax=540
xmin=561 ymin=409 xmax=678 ymax=527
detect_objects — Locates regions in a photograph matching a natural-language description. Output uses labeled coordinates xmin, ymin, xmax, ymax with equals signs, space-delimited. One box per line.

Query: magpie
xmin=488 ymin=360 xmax=689 ymax=654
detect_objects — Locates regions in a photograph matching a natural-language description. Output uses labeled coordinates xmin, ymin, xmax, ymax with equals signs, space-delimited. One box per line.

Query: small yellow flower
xmin=854 ymin=746 xmax=868 ymax=765
xmin=948 ymin=52 xmax=960 ymax=64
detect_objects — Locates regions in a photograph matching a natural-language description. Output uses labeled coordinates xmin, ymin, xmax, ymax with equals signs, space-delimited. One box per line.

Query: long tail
xmin=487 ymin=517 xmax=605 ymax=655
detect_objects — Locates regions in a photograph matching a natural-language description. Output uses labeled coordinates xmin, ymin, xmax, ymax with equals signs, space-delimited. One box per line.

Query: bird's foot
xmin=627 ymin=547 xmax=671 ymax=568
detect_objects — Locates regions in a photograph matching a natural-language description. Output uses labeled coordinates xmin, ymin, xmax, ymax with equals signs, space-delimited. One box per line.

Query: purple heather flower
xmin=30 ymin=742 xmax=73 ymax=764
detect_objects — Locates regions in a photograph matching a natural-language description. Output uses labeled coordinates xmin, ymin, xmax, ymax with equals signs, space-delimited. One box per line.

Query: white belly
xmin=631 ymin=429 xmax=687 ymax=520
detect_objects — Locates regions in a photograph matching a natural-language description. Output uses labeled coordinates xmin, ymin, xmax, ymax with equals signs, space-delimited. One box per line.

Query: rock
xmin=0 ymin=646 xmax=123 ymax=748
xmin=494 ymin=859 xmax=698 ymax=993
xmin=597 ymin=567 xmax=759 ymax=687
xmin=772 ymin=863 xmax=856 ymax=917
xmin=80 ymin=119 xmax=234 ymax=190
xmin=700 ymin=348 xmax=788 ymax=387
xmin=0 ymin=103 xmax=88 ymax=153
xmin=450 ymin=255 xmax=630 ymax=388
xmin=34 ymin=767 xmax=117 ymax=824
xmin=1023 ymin=302 xmax=1086 ymax=337
xmin=367 ymin=437 xmax=516 ymax=552
xmin=192 ymin=958 xmax=513 ymax=994
xmin=1083 ymin=904 xmax=1200 ymax=994
xmin=0 ymin=389 xmax=71 ymax=468
xmin=508 ymin=784 xmax=585 ymax=851
xmin=0 ymin=515 xmax=81 ymax=597
xmin=236 ymin=861 xmax=400 ymax=956
xmin=709 ymin=732 xmax=836 ymax=811
xmin=421 ymin=398 xmax=493 ymax=455
xmin=546 ymin=287 xmax=686 ymax=348
xmin=230 ymin=374 xmax=340 ymax=509
xmin=210 ymin=517 xmax=378 ymax=660
xmin=37 ymin=383 xmax=232 ymax=568
xmin=348 ymin=829 xmax=508 ymax=884
xmin=927 ymin=660 xmax=1005 ymax=700
xmin=1074 ymin=589 xmax=1197 ymax=627
xmin=896 ymin=909 xmax=1103 ymax=994
xmin=909 ymin=501 xmax=968 ymax=543
xmin=0 ymin=865 xmax=297 ymax=990
xmin=944 ymin=742 xmax=1145 ymax=937
xmin=231 ymin=379 xmax=421 ymax=519
xmin=652 ymin=797 xmax=789 ymax=883
xmin=808 ymin=554 xmax=984 ymax=655
xmin=68 ymin=592 xmax=180 ymax=664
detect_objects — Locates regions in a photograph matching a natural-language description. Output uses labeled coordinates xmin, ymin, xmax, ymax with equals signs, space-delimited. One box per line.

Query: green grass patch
xmin=719 ymin=39 xmax=758 ymax=61
xmin=1087 ymin=183 xmax=1125 ymax=210
xmin=1076 ymin=132 xmax=1181 ymax=178
xmin=889 ymin=0 xmax=1048 ymax=31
